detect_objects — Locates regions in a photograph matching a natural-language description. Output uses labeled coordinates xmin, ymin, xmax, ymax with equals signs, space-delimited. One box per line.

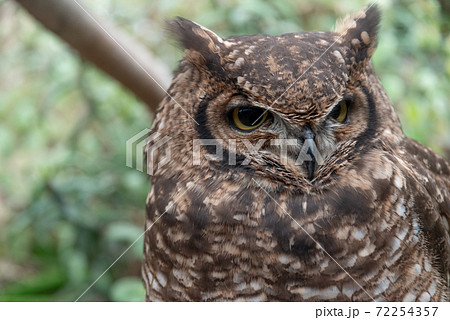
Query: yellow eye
xmin=330 ymin=100 xmax=349 ymax=123
xmin=230 ymin=107 xmax=268 ymax=131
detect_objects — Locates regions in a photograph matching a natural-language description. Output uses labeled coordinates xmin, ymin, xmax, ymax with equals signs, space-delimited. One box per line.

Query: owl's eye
xmin=229 ymin=107 xmax=268 ymax=132
xmin=329 ymin=100 xmax=349 ymax=123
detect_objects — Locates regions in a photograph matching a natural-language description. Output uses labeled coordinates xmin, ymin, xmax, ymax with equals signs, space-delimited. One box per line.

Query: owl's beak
xmin=305 ymin=151 xmax=316 ymax=180
xmin=301 ymin=126 xmax=316 ymax=181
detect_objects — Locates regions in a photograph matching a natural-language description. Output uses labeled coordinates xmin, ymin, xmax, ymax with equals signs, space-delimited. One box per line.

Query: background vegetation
xmin=0 ymin=0 xmax=449 ymax=301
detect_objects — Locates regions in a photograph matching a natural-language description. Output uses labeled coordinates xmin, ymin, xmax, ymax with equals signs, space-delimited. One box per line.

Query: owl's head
xmin=163 ymin=5 xmax=399 ymax=191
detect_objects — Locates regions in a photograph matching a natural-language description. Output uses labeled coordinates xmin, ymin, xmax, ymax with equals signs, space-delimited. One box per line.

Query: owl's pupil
xmin=329 ymin=105 xmax=341 ymax=118
xmin=237 ymin=107 xmax=264 ymax=126
xmin=329 ymin=99 xmax=350 ymax=123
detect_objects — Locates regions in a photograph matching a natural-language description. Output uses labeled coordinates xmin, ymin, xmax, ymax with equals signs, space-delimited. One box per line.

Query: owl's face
xmin=163 ymin=7 xmax=395 ymax=190
xmin=198 ymin=73 xmax=374 ymax=183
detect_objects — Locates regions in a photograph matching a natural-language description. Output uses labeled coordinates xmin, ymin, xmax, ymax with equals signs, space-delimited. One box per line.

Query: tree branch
xmin=15 ymin=0 xmax=172 ymax=113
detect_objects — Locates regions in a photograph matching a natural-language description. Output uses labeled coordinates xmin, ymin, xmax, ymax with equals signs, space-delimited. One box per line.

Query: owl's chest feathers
xmin=145 ymin=176 xmax=446 ymax=301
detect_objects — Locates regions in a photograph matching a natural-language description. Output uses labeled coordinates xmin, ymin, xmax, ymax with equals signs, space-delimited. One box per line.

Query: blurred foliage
xmin=0 ymin=0 xmax=449 ymax=301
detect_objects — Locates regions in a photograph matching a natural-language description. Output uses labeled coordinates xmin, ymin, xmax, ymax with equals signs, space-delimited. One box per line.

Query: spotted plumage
xmin=143 ymin=6 xmax=450 ymax=301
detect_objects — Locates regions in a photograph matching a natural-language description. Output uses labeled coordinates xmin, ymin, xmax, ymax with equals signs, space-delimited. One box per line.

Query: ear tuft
xmin=334 ymin=5 xmax=381 ymax=79
xmin=167 ymin=17 xmax=225 ymax=74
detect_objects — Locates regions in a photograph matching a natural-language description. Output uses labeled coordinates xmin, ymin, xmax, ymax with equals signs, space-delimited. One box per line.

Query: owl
xmin=142 ymin=6 xmax=450 ymax=301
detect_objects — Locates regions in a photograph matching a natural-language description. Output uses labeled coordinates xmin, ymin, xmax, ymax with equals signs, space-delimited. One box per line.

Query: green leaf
xmin=0 ymin=266 xmax=66 ymax=300
xmin=110 ymin=277 xmax=145 ymax=302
